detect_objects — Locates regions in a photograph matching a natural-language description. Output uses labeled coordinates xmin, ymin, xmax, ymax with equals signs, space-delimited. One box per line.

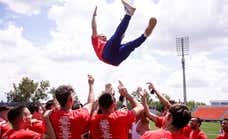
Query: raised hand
xmin=118 ymin=80 xmax=128 ymax=97
xmin=88 ymin=74 xmax=94 ymax=85
xmin=93 ymin=6 xmax=97 ymax=16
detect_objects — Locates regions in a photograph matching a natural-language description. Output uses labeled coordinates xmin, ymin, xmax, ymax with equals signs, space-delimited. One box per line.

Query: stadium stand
xmin=192 ymin=106 xmax=228 ymax=121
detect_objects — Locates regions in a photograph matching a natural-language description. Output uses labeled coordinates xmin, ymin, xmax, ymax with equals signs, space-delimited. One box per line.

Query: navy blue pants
xmin=102 ymin=15 xmax=147 ymax=66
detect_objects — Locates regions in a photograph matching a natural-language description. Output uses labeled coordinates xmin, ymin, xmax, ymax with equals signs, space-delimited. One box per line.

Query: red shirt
xmin=181 ymin=124 xmax=192 ymax=137
xmin=0 ymin=117 xmax=11 ymax=138
xmin=2 ymin=129 xmax=42 ymax=139
xmin=90 ymin=110 xmax=135 ymax=139
xmin=91 ymin=35 xmax=106 ymax=61
xmin=155 ymin=116 xmax=166 ymax=128
xmin=49 ymin=108 xmax=90 ymax=139
xmin=189 ymin=129 xmax=208 ymax=139
xmin=29 ymin=119 xmax=45 ymax=134
xmin=217 ymin=133 xmax=228 ymax=139
xmin=141 ymin=129 xmax=188 ymax=139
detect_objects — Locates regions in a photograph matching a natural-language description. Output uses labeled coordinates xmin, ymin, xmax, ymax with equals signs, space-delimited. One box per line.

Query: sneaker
xmin=121 ymin=0 xmax=136 ymax=16
xmin=144 ymin=17 xmax=157 ymax=37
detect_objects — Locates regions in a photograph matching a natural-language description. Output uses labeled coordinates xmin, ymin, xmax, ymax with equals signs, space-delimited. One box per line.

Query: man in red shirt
xmin=141 ymin=104 xmax=191 ymax=139
xmin=217 ymin=118 xmax=228 ymax=139
xmin=141 ymin=82 xmax=172 ymax=129
xmin=189 ymin=117 xmax=208 ymax=139
xmin=47 ymin=75 xmax=95 ymax=139
xmin=2 ymin=105 xmax=47 ymax=139
xmin=90 ymin=81 xmax=143 ymax=139
xmin=91 ymin=0 xmax=157 ymax=66
xmin=27 ymin=103 xmax=46 ymax=134
xmin=0 ymin=106 xmax=11 ymax=138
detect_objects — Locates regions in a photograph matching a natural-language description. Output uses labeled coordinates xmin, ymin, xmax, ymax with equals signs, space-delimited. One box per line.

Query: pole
xmin=181 ymin=38 xmax=187 ymax=104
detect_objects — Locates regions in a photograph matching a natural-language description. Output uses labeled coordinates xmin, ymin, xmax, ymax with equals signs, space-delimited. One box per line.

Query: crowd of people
xmin=0 ymin=0 xmax=227 ymax=139
xmin=0 ymin=74 xmax=227 ymax=139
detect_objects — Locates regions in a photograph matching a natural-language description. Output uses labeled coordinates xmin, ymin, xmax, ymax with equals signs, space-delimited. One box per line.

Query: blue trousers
xmin=102 ymin=15 xmax=147 ymax=66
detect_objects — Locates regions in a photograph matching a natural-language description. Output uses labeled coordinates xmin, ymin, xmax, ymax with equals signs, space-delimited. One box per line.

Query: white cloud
xmin=0 ymin=0 xmax=60 ymax=15
xmin=0 ymin=0 xmax=228 ymax=104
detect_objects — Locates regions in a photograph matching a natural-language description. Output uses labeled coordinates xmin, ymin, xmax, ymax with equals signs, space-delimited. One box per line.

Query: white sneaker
xmin=121 ymin=0 xmax=136 ymax=16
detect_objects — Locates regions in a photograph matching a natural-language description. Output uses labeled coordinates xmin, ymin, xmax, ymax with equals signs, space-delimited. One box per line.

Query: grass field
xmin=150 ymin=121 xmax=221 ymax=139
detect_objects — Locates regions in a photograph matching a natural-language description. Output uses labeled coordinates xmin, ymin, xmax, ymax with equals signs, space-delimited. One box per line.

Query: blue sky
xmin=0 ymin=0 xmax=228 ymax=104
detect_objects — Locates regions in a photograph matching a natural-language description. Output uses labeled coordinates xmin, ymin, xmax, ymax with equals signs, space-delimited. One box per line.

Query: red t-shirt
xmin=29 ymin=119 xmax=45 ymax=134
xmin=141 ymin=129 xmax=188 ymax=139
xmin=91 ymin=35 xmax=107 ymax=61
xmin=2 ymin=129 xmax=42 ymax=139
xmin=189 ymin=129 xmax=208 ymax=139
xmin=49 ymin=108 xmax=90 ymax=139
xmin=90 ymin=110 xmax=135 ymax=139
xmin=0 ymin=117 xmax=11 ymax=138
xmin=181 ymin=124 xmax=192 ymax=137
xmin=216 ymin=133 xmax=228 ymax=139
xmin=155 ymin=116 xmax=166 ymax=128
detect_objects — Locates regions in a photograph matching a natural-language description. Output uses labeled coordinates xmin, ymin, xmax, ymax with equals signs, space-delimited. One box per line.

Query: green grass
xmin=150 ymin=121 xmax=220 ymax=139
xmin=201 ymin=122 xmax=220 ymax=139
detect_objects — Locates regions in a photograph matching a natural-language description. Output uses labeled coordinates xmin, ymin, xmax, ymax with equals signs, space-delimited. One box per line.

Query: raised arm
xmin=91 ymin=6 xmax=98 ymax=37
xmin=147 ymin=82 xmax=171 ymax=109
xmin=118 ymin=81 xmax=143 ymax=117
xmin=84 ymin=75 xmax=95 ymax=115
xmin=87 ymin=74 xmax=95 ymax=103
xmin=140 ymin=91 xmax=159 ymax=122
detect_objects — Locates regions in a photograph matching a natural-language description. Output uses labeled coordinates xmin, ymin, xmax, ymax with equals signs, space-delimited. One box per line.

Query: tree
xmin=187 ymin=100 xmax=206 ymax=111
xmin=6 ymin=77 xmax=50 ymax=103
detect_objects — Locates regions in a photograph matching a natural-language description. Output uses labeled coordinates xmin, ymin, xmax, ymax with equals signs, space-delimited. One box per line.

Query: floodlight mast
xmin=176 ymin=37 xmax=189 ymax=104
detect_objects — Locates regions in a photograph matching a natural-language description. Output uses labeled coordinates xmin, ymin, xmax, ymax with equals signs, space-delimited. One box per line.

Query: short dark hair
xmin=55 ymin=85 xmax=74 ymax=107
xmin=169 ymin=104 xmax=191 ymax=129
xmin=8 ymin=105 xmax=26 ymax=125
xmin=0 ymin=105 xmax=10 ymax=112
xmin=45 ymin=100 xmax=54 ymax=110
xmin=98 ymin=93 xmax=114 ymax=110
xmin=192 ymin=117 xmax=202 ymax=125
xmin=27 ymin=102 xmax=41 ymax=114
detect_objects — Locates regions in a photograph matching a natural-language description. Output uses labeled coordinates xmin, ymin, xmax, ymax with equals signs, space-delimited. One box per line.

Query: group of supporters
xmin=0 ymin=75 xmax=228 ymax=139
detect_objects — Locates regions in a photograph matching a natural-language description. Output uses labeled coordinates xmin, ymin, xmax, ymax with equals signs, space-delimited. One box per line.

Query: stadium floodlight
xmin=176 ymin=36 xmax=189 ymax=104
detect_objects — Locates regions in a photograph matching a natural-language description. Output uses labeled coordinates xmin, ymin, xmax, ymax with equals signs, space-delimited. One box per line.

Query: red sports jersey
xmin=216 ymin=133 xmax=228 ymax=139
xmin=29 ymin=119 xmax=45 ymax=134
xmin=181 ymin=124 xmax=192 ymax=137
xmin=2 ymin=129 xmax=42 ymax=139
xmin=49 ymin=108 xmax=90 ymax=139
xmin=90 ymin=110 xmax=135 ymax=139
xmin=141 ymin=129 xmax=188 ymax=139
xmin=155 ymin=116 xmax=166 ymax=128
xmin=0 ymin=117 xmax=11 ymax=138
xmin=189 ymin=129 xmax=208 ymax=139
xmin=91 ymin=35 xmax=106 ymax=61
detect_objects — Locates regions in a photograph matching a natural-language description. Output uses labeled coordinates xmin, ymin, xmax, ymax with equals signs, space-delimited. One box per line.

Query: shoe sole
xmin=121 ymin=0 xmax=136 ymax=10
xmin=145 ymin=18 xmax=157 ymax=36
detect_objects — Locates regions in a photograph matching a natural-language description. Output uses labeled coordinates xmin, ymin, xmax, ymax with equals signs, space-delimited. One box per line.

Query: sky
xmin=0 ymin=0 xmax=228 ymax=104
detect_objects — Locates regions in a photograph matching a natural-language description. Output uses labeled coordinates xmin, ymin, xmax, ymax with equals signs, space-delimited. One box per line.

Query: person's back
xmin=48 ymin=84 xmax=94 ymax=139
xmin=141 ymin=104 xmax=191 ymax=139
xmin=2 ymin=128 xmax=43 ymax=139
xmin=142 ymin=129 xmax=188 ymax=139
xmin=50 ymin=108 xmax=90 ymax=139
xmin=90 ymin=109 xmax=135 ymax=139
xmin=90 ymin=81 xmax=143 ymax=139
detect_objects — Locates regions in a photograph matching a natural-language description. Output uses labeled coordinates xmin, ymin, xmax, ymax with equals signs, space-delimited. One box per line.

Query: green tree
xmin=6 ymin=77 xmax=50 ymax=103
xmin=187 ymin=100 xmax=206 ymax=111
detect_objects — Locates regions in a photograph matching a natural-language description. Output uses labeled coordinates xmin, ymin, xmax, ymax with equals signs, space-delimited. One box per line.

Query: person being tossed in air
xmin=91 ymin=0 xmax=157 ymax=66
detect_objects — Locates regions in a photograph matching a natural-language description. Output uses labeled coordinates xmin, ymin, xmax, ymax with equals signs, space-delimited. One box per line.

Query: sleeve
xmin=141 ymin=131 xmax=151 ymax=139
xmin=91 ymin=36 xmax=98 ymax=51
xmin=198 ymin=132 xmax=208 ymax=139
xmin=128 ymin=110 xmax=136 ymax=124
xmin=155 ymin=116 xmax=165 ymax=128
